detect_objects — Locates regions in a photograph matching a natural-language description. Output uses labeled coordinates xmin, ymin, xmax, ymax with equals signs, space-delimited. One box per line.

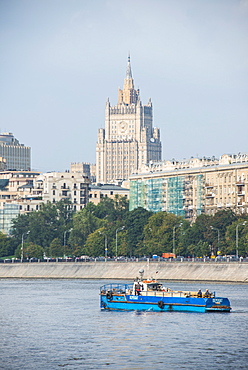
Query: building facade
xmin=70 ymin=162 xmax=96 ymax=183
xmin=89 ymin=183 xmax=129 ymax=205
xmin=96 ymin=56 xmax=162 ymax=184
xmin=0 ymin=132 xmax=31 ymax=170
xmin=129 ymin=153 xmax=248 ymax=222
xmin=0 ymin=170 xmax=91 ymax=233
xmin=0 ymin=170 xmax=41 ymax=233
xmin=33 ymin=172 xmax=90 ymax=212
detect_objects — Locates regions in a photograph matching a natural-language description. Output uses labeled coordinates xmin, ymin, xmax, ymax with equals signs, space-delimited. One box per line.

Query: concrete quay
xmin=0 ymin=261 xmax=248 ymax=282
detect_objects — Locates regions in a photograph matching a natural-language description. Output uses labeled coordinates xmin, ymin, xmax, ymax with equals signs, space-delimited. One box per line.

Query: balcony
xmin=237 ymin=190 xmax=245 ymax=196
xmin=59 ymin=193 xmax=71 ymax=199
xmin=206 ymin=193 xmax=215 ymax=198
xmin=237 ymin=202 xmax=245 ymax=207
xmin=236 ymin=181 xmax=245 ymax=186
xmin=205 ymin=183 xmax=213 ymax=188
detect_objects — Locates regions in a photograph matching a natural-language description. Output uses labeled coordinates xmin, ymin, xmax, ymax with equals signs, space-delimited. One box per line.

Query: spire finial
xmin=126 ymin=53 xmax=132 ymax=79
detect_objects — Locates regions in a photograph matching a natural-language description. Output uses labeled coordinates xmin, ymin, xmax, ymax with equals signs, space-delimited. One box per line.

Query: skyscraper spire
xmin=126 ymin=53 xmax=132 ymax=79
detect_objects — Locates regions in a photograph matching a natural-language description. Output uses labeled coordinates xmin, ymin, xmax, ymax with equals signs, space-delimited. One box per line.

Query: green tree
xmin=125 ymin=207 xmax=153 ymax=256
xmin=210 ymin=210 xmax=237 ymax=255
xmin=11 ymin=201 xmax=74 ymax=253
xmin=0 ymin=232 xmax=13 ymax=257
xmin=50 ymin=238 xmax=63 ymax=258
xmin=69 ymin=207 xmax=106 ymax=249
xmin=181 ymin=214 xmax=213 ymax=257
xmin=84 ymin=228 xmax=107 ymax=257
xmin=144 ymin=212 xmax=187 ymax=256
xmin=225 ymin=219 xmax=248 ymax=256
xmin=93 ymin=196 xmax=129 ymax=222
xmin=15 ymin=242 xmax=44 ymax=259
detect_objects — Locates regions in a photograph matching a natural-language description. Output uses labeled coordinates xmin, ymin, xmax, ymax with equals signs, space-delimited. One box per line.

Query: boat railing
xmin=100 ymin=284 xmax=216 ymax=298
xmin=139 ymin=290 xmax=216 ymax=298
xmin=100 ymin=283 xmax=133 ymax=294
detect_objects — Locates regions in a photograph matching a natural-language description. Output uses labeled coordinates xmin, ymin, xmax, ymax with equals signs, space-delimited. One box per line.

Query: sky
xmin=0 ymin=0 xmax=248 ymax=173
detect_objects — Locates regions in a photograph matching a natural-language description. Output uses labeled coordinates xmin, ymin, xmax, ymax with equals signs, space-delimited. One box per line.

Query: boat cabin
xmin=132 ymin=279 xmax=165 ymax=295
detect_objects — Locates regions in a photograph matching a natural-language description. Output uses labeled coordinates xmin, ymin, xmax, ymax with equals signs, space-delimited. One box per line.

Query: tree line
xmin=0 ymin=196 xmax=247 ymax=259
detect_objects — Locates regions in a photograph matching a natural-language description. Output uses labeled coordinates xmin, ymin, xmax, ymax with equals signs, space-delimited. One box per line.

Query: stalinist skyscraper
xmin=96 ymin=56 xmax=162 ymax=184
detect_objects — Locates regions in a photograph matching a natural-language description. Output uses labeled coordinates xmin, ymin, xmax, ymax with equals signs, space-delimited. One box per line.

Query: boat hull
xmin=100 ymin=294 xmax=231 ymax=313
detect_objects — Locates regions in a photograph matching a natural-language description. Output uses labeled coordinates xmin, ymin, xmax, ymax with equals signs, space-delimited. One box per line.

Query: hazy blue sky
xmin=0 ymin=0 xmax=247 ymax=172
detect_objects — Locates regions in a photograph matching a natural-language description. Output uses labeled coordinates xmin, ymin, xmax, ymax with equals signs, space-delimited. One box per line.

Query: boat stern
xmin=205 ymin=297 xmax=231 ymax=312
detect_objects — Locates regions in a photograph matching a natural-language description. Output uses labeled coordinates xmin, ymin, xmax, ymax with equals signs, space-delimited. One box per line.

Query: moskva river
xmin=1 ymin=279 xmax=247 ymax=370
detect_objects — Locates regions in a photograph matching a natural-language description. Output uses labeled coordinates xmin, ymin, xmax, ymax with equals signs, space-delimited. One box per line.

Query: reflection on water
xmin=0 ymin=279 xmax=247 ymax=369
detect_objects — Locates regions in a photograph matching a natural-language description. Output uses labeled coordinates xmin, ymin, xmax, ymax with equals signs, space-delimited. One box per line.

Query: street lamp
xmin=210 ymin=226 xmax=220 ymax=255
xmin=99 ymin=231 xmax=108 ymax=261
xmin=64 ymin=228 xmax=73 ymax=246
xmin=63 ymin=228 xmax=73 ymax=258
xmin=236 ymin=221 xmax=247 ymax=259
xmin=172 ymin=223 xmax=182 ymax=256
xmin=21 ymin=231 xmax=30 ymax=260
xmin=116 ymin=226 xmax=125 ymax=257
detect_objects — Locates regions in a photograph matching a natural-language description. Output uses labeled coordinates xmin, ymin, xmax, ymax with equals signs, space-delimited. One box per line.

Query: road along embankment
xmin=0 ymin=261 xmax=248 ymax=282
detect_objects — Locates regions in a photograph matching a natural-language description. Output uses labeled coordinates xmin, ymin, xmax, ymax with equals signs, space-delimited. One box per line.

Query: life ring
xmin=106 ymin=292 xmax=113 ymax=301
xmin=158 ymin=300 xmax=165 ymax=309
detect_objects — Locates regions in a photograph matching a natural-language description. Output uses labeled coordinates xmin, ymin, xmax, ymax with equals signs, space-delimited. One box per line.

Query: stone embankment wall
xmin=0 ymin=262 xmax=248 ymax=282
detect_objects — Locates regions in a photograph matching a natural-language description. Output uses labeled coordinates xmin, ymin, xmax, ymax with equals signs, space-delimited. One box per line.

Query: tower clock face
xmin=119 ymin=121 xmax=127 ymax=132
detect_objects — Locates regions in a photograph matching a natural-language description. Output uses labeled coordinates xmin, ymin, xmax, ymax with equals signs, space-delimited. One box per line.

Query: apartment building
xmin=33 ymin=172 xmax=90 ymax=211
xmin=0 ymin=170 xmax=41 ymax=233
xmin=70 ymin=162 xmax=96 ymax=183
xmin=89 ymin=183 xmax=129 ymax=205
xmin=129 ymin=153 xmax=248 ymax=222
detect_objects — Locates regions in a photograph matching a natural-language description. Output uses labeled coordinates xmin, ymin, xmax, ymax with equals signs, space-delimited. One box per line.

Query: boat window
xmin=147 ymin=283 xmax=162 ymax=291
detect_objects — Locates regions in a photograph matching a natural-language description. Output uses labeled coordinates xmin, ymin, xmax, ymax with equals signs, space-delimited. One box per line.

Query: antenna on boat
xmin=139 ymin=269 xmax=144 ymax=280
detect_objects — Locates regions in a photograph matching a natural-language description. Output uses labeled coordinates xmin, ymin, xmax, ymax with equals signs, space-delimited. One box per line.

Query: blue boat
xmin=100 ymin=273 xmax=231 ymax=313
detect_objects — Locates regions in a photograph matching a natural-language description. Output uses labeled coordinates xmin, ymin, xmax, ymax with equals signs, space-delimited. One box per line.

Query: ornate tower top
xmin=126 ymin=54 xmax=132 ymax=79
xmin=118 ymin=55 xmax=140 ymax=105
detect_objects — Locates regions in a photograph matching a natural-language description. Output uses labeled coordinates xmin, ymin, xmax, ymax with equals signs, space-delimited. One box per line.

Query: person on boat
xmin=135 ymin=282 xmax=141 ymax=295
xmin=205 ymin=289 xmax=210 ymax=298
xmin=197 ymin=289 xmax=202 ymax=297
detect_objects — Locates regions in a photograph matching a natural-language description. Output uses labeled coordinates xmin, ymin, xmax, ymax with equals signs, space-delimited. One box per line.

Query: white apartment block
xmin=33 ymin=172 xmax=90 ymax=211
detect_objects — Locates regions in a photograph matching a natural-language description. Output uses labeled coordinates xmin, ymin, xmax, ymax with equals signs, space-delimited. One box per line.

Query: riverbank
xmin=0 ymin=261 xmax=248 ymax=282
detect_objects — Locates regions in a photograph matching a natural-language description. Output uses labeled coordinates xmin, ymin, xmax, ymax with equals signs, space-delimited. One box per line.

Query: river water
xmin=0 ymin=279 xmax=247 ymax=370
